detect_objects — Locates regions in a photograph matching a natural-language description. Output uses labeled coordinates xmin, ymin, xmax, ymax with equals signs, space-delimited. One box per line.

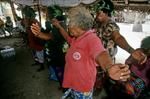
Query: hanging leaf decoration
xmin=47 ymin=5 xmax=66 ymax=21
xmin=90 ymin=0 xmax=114 ymax=15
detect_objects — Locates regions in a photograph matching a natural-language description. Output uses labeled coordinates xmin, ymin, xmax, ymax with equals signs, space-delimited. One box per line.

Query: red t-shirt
xmin=63 ymin=29 xmax=105 ymax=92
xmin=22 ymin=18 xmax=44 ymax=51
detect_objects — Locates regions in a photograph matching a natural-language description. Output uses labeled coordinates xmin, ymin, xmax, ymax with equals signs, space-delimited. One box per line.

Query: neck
xmin=76 ymin=30 xmax=86 ymax=38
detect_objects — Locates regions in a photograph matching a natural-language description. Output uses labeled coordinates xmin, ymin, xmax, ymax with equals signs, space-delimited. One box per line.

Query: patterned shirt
xmin=96 ymin=19 xmax=120 ymax=59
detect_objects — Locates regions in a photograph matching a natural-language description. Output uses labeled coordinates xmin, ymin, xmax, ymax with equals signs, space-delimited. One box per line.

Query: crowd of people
xmin=1 ymin=0 xmax=149 ymax=99
xmin=30 ymin=0 xmax=149 ymax=99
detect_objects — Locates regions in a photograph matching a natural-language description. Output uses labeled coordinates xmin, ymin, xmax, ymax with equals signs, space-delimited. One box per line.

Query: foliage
xmin=47 ymin=5 xmax=66 ymax=21
xmin=90 ymin=0 xmax=114 ymax=16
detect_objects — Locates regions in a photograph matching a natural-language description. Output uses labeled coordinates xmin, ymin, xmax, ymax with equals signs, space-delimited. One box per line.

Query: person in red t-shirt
xmin=31 ymin=6 xmax=131 ymax=99
xmin=22 ymin=6 xmax=45 ymax=72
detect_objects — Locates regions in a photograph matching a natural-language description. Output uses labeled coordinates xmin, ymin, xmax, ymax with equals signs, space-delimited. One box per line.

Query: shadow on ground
xmin=0 ymin=37 xmax=62 ymax=99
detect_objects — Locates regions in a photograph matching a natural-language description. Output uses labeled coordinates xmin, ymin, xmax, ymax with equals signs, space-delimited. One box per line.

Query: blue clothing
xmin=62 ymin=88 xmax=93 ymax=99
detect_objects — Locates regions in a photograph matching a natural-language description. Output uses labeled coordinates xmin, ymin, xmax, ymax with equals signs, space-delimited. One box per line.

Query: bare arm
xmin=96 ymin=51 xmax=130 ymax=81
xmin=96 ymin=51 xmax=113 ymax=71
xmin=112 ymin=31 xmax=134 ymax=53
xmin=52 ymin=19 xmax=70 ymax=41
xmin=112 ymin=31 xmax=147 ymax=64
xmin=31 ymin=23 xmax=52 ymax=40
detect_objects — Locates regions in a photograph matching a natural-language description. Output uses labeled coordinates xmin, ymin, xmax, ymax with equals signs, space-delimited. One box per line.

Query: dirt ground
xmin=0 ymin=37 xmax=105 ymax=99
xmin=0 ymin=37 xmax=63 ymax=99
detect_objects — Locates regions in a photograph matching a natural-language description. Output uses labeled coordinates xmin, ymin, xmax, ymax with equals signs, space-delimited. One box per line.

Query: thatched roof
xmin=112 ymin=0 xmax=150 ymax=13
xmin=0 ymin=0 xmax=6 ymax=1
xmin=11 ymin=0 xmax=97 ymax=7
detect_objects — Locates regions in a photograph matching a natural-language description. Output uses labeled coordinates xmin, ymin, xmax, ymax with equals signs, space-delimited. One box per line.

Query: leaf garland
xmin=47 ymin=5 xmax=66 ymax=21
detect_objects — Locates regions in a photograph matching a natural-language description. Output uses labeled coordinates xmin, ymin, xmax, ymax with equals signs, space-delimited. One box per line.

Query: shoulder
xmin=86 ymin=32 xmax=101 ymax=44
xmin=105 ymin=20 xmax=120 ymax=32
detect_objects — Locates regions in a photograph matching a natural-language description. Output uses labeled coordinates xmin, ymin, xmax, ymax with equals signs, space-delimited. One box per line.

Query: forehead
xmin=97 ymin=10 xmax=104 ymax=15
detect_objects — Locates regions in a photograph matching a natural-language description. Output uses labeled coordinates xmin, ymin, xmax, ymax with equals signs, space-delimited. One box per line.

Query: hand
xmin=131 ymin=49 xmax=147 ymax=64
xmin=52 ymin=18 xmax=61 ymax=29
xmin=31 ymin=23 xmax=41 ymax=36
xmin=108 ymin=64 xmax=130 ymax=81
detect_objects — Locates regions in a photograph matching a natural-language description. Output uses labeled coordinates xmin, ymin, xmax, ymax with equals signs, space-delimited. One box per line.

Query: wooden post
xmin=33 ymin=0 xmax=41 ymax=26
xmin=37 ymin=4 xmax=41 ymax=26
xmin=9 ymin=0 xmax=17 ymax=22
xmin=125 ymin=0 xmax=128 ymax=5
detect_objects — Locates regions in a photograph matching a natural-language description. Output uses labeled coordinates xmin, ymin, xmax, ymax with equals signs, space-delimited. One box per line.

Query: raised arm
xmin=52 ymin=19 xmax=70 ymax=41
xmin=31 ymin=23 xmax=52 ymax=40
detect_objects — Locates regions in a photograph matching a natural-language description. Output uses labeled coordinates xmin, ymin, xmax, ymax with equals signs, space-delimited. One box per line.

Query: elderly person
xmin=31 ymin=6 xmax=130 ymax=99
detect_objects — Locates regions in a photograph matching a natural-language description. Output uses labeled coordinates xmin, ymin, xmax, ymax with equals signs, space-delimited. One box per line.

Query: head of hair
xmin=68 ymin=6 xmax=94 ymax=31
xmin=22 ymin=6 xmax=36 ymax=19
xmin=141 ymin=36 xmax=150 ymax=49
xmin=6 ymin=16 xmax=11 ymax=20
xmin=96 ymin=0 xmax=114 ymax=17
xmin=141 ymin=36 xmax=150 ymax=56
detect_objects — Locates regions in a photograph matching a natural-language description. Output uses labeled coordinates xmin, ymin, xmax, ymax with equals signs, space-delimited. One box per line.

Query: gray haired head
xmin=68 ymin=6 xmax=94 ymax=31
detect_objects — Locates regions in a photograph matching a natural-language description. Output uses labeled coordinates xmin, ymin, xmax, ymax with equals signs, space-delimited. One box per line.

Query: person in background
xmin=32 ymin=5 xmax=66 ymax=90
xmin=15 ymin=16 xmax=26 ymax=44
xmin=16 ymin=16 xmax=25 ymax=33
xmin=31 ymin=6 xmax=130 ymax=99
xmin=94 ymin=0 xmax=146 ymax=64
xmin=124 ymin=36 xmax=150 ymax=99
xmin=41 ymin=19 xmax=66 ymax=89
xmin=93 ymin=0 xmax=147 ymax=97
xmin=0 ymin=18 xmax=6 ymax=37
xmin=22 ymin=6 xmax=45 ymax=72
xmin=107 ymin=36 xmax=150 ymax=99
xmin=5 ymin=16 xmax=13 ymax=36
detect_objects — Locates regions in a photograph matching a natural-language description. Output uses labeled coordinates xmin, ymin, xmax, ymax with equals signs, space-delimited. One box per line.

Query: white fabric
xmin=12 ymin=0 xmax=96 ymax=7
